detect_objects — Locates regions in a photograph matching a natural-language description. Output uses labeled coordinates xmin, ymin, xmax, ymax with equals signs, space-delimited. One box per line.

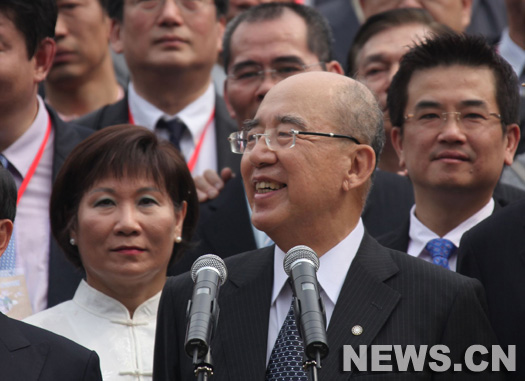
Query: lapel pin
xmin=351 ymin=325 xmax=363 ymax=336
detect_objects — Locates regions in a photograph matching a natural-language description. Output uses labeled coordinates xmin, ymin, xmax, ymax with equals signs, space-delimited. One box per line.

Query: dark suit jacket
xmin=0 ymin=312 xmax=102 ymax=380
xmin=46 ymin=106 xmax=93 ymax=307
xmin=154 ymin=233 xmax=501 ymax=380
xmin=377 ymin=182 xmax=525 ymax=252
xmin=75 ymin=93 xmax=241 ymax=175
xmin=457 ymin=199 xmax=525 ymax=380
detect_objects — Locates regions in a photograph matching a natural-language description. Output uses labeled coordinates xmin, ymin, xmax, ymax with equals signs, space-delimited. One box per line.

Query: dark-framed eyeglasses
xmin=227 ymin=62 xmax=325 ymax=86
xmin=404 ymin=110 xmax=502 ymax=130
xmin=228 ymin=128 xmax=361 ymax=154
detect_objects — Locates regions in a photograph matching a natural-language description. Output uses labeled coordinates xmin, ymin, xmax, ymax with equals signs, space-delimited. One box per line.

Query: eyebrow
xmin=413 ymin=99 xmax=489 ymax=110
xmin=361 ymin=53 xmax=388 ymax=67
xmin=88 ymin=187 xmax=161 ymax=195
xmin=278 ymin=115 xmax=307 ymax=130
xmin=230 ymin=56 xmax=307 ymax=73
xmin=243 ymin=118 xmax=259 ymax=131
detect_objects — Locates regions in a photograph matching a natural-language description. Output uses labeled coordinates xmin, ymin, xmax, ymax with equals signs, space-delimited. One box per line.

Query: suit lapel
xmin=214 ymin=247 xmax=274 ymax=380
xmin=323 ymin=234 xmax=401 ymax=379
xmin=0 ymin=313 xmax=47 ymax=380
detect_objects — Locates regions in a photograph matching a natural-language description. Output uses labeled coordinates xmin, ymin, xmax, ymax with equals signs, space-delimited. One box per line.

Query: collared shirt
xmin=24 ymin=280 xmax=160 ymax=381
xmin=128 ymin=82 xmax=217 ymax=176
xmin=266 ymin=219 xmax=365 ymax=364
xmin=2 ymin=96 xmax=54 ymax=314
xmin=499 ymin=28 xmax=525 ymax=95
xmin=406 ymin=199 xmax=495 ymax=271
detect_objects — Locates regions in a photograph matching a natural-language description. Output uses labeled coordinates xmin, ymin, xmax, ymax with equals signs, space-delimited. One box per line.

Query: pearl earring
xmin=70 ymin=238 xmax=76 ymax=246
xmin=175 ymin=236 xmax=182 ymax=243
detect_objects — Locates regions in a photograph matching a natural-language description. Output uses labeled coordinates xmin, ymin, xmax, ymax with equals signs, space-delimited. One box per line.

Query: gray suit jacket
xmin=154 ymin=233 xmax=501 ymax=380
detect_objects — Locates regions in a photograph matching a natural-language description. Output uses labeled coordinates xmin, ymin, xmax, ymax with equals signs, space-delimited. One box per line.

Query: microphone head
xmin=283 ymin=245 xmax=320 ymax=276
xmin=190 ymin=254 xmax=228 ymax=285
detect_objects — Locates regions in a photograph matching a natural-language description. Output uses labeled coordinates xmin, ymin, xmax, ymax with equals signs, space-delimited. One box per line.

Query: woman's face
xmin=71 ymin=176 xmax=186 ymax=297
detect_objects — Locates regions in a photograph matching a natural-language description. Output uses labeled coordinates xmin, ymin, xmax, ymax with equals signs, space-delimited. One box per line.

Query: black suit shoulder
xmin=74 ymin=96 xmax=129 ymax=131
xmin=0 ymin=313 xmax=102 ymax=380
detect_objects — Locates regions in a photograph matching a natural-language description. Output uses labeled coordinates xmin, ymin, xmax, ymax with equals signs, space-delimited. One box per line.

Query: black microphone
xmin=284 ymin=245 xmax=329 ymax=361
xmin=184 ymin=254 xmax=227 ymax=360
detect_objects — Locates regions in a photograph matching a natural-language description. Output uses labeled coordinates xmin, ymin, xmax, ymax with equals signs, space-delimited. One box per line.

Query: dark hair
xmin=0 ymin=0 xmax=57 ymax=58
xmin=107 ymin=0 xmax=228 ymax=22
xmin=388 ymin=33 xmax=520 ymax=132
xmin=346 ymin=8 xmax=451 ymax=76
xmin=50 ymin=125 xmax=199 ymax=269
xmin=222 ymin=3 xmax=334 ymax=72
xmin=0 ymin=168 xmax=17 ymax=223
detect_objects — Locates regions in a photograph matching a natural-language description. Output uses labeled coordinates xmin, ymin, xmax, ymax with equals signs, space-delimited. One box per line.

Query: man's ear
xmin=503 ymin=123 xmax=521 ymax=166
xmin=325 ymin=60 xmax=344 ymax=75
xmin=33 ymin=37 xmax=56 ymax=83
xmin=391 ymin=126 xmax=406 ymax=169
xmin=0 ymin=219 xmax=14 ymax=258
xmin=342 ymin=144 xmax=376 ymax=192
xmin=110 ymin=19 xmax=124 ymax=54
xmin=460 ymin=0 xmax=473 ymax=31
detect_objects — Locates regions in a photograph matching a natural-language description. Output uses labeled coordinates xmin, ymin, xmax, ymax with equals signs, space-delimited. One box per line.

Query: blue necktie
xmin=425 ymin=238 xmax=456 ymax=270
xmin=266 ymin=302 xmax=307 ymax=381
xmin=156 ymin=118 xmax=187 ymax=152
xmin=0 ymin=154 xmax=16 ymax=274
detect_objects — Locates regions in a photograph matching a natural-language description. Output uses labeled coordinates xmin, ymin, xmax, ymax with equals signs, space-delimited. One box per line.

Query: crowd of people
xmin=0 ymin=0 xmax=523 ymax=379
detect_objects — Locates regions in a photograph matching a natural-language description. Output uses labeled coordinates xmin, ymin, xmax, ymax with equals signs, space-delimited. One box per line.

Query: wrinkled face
xmin=225 ymin=11 xmax=327 ymax=127
xmin=360 ymin=0 xmax=472 ymax=32
xmin=0 ymin=12 xmax=41 ymax=111
xmin=49 ymin=0 xmax=111 ymax=85
xmin=393 ymin=65 xmax=516 ymax=194
xmin=240 ymin=75 xmax=352 ymax=239
xmin=111 ymin=0 xmax=224 ymax=74
xmin=71 ymin=177 xmax=185 ymax=294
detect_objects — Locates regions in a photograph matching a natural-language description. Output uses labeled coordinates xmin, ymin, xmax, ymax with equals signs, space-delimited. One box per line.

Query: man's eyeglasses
xmin=228 ymin=128 xmax=361 ymax=154
xmin=130 ymin=0 xmax=212 ymax=13
xmin=404 ymin=110 xmax=502 ymax=130
xmin=227 ymin=62 xmax=325 ymax=86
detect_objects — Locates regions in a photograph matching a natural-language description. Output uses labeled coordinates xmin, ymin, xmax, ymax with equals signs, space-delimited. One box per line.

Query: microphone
xmin=284 ymin=245 xmax=329 ymax=361
xmin=184 ymin=254 xmax=227 ymax=360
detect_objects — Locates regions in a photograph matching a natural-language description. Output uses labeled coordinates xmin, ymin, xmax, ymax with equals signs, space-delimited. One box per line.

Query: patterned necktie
xmin=156 ymin=118 xmax=187 ymax=152
xmin=0 ymin=154 xmax=16 ymax=274
xmin=425 ymin=238 xmax=456 ymax=270
xmin=266 ymin=302 xmax=307 ymax=381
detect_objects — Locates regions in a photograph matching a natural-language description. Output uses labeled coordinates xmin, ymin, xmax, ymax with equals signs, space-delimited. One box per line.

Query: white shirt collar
xmin=73 ymin=280 xmax=161 ymax=323
xmin=271 ymin=219 xmax=365 ymax=311
xmin=127 ymin=81 xmax=216 ymax=143
xmin=3 ymin=96 xmax=49 ymax=178
xmin=498 ymin=28 xmax=525 ymax=79
xmin=407 ymin=198 xmax=495 ymax=270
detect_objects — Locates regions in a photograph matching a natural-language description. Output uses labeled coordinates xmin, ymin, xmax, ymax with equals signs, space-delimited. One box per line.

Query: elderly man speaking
xmin=153 ymin=72 xmax=503 ymax=380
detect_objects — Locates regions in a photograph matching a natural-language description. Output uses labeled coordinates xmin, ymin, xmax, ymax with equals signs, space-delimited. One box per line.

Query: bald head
xmin=259 ymin=72 xmax=385 ymax=161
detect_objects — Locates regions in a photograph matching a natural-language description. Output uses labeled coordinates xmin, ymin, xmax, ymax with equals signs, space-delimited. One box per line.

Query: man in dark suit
xmin=379 ymin=33 xmax=521 ymax=272
xmin=76 ymin=0 xmax=240 ymax=177
xmin=154 ymin=71 xmax=502 ymax=379
xmin=456 ymin=199 xmax=525 ymax=380
xmin=0 ymin=166 xmax=103 ymax=380
xmin=0 ymin=0 xmax=93 ymax=315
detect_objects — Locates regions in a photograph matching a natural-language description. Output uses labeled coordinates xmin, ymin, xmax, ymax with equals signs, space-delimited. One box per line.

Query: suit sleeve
xmin=83 ymin=351 xmax=103 ymax=381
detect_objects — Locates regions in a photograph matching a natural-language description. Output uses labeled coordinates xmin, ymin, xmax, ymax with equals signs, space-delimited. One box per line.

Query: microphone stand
xmin=303 ymin=350 xmax=322 ymax=381
xmin=193 ymin=348 xmax=213 ymax=380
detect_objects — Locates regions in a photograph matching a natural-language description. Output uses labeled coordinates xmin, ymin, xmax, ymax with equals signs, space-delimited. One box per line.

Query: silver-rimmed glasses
xmin=227 ymin=62 xmax=325 ymax=86
xmin=404 ymin=110 xmax=502 ymax=130
xmin=228 ymin=127 xmax=361 ymax=154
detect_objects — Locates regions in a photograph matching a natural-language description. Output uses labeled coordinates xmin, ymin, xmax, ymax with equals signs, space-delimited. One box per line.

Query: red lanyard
xmin=127 ymin=106 xmax=215 ymax=173
xmin=17 ymin=116 xmax=52 ymax=205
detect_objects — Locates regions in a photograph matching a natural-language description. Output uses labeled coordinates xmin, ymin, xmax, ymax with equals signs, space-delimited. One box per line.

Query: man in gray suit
xmin=154 ymin=72 xmax=503 ymax=380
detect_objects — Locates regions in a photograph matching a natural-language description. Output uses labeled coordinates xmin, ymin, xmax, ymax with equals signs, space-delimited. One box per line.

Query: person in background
xmin=347 ymin=8 xmax=451 ymax=173
xmin=379 ymin=33 xmax=520 ymax=271
xmin=0 ymin=167 xmax=103 ymax=381
xmin=44 ymin=0 xmax=123 ymax=120
xmin=25 ymin=125 xmax=198 ymax=380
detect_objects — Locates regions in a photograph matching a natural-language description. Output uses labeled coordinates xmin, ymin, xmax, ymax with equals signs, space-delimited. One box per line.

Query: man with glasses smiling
xmin=378 ymin=33 xmax=521 ymax=271
xmin=154 ymin=71 xmax=501 ymax=380
xmin=77 ymin=0 xmax=240 ymax=180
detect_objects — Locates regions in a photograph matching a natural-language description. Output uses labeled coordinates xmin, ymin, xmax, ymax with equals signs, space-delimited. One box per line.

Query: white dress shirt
xmin=406 ymin=199 xmax=495 ymax=271
xmin=266 ymin=219 xmax=365 ymax=364
xmin=499 ymin=28 xmax=525 ymax=89
xmin=3 ymin=96 xmax=54 ymax=314
xmin=127 ymin=82 xmax=218 ymax=176
xmin=24 ymin=280 xmax=160 ymax=381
